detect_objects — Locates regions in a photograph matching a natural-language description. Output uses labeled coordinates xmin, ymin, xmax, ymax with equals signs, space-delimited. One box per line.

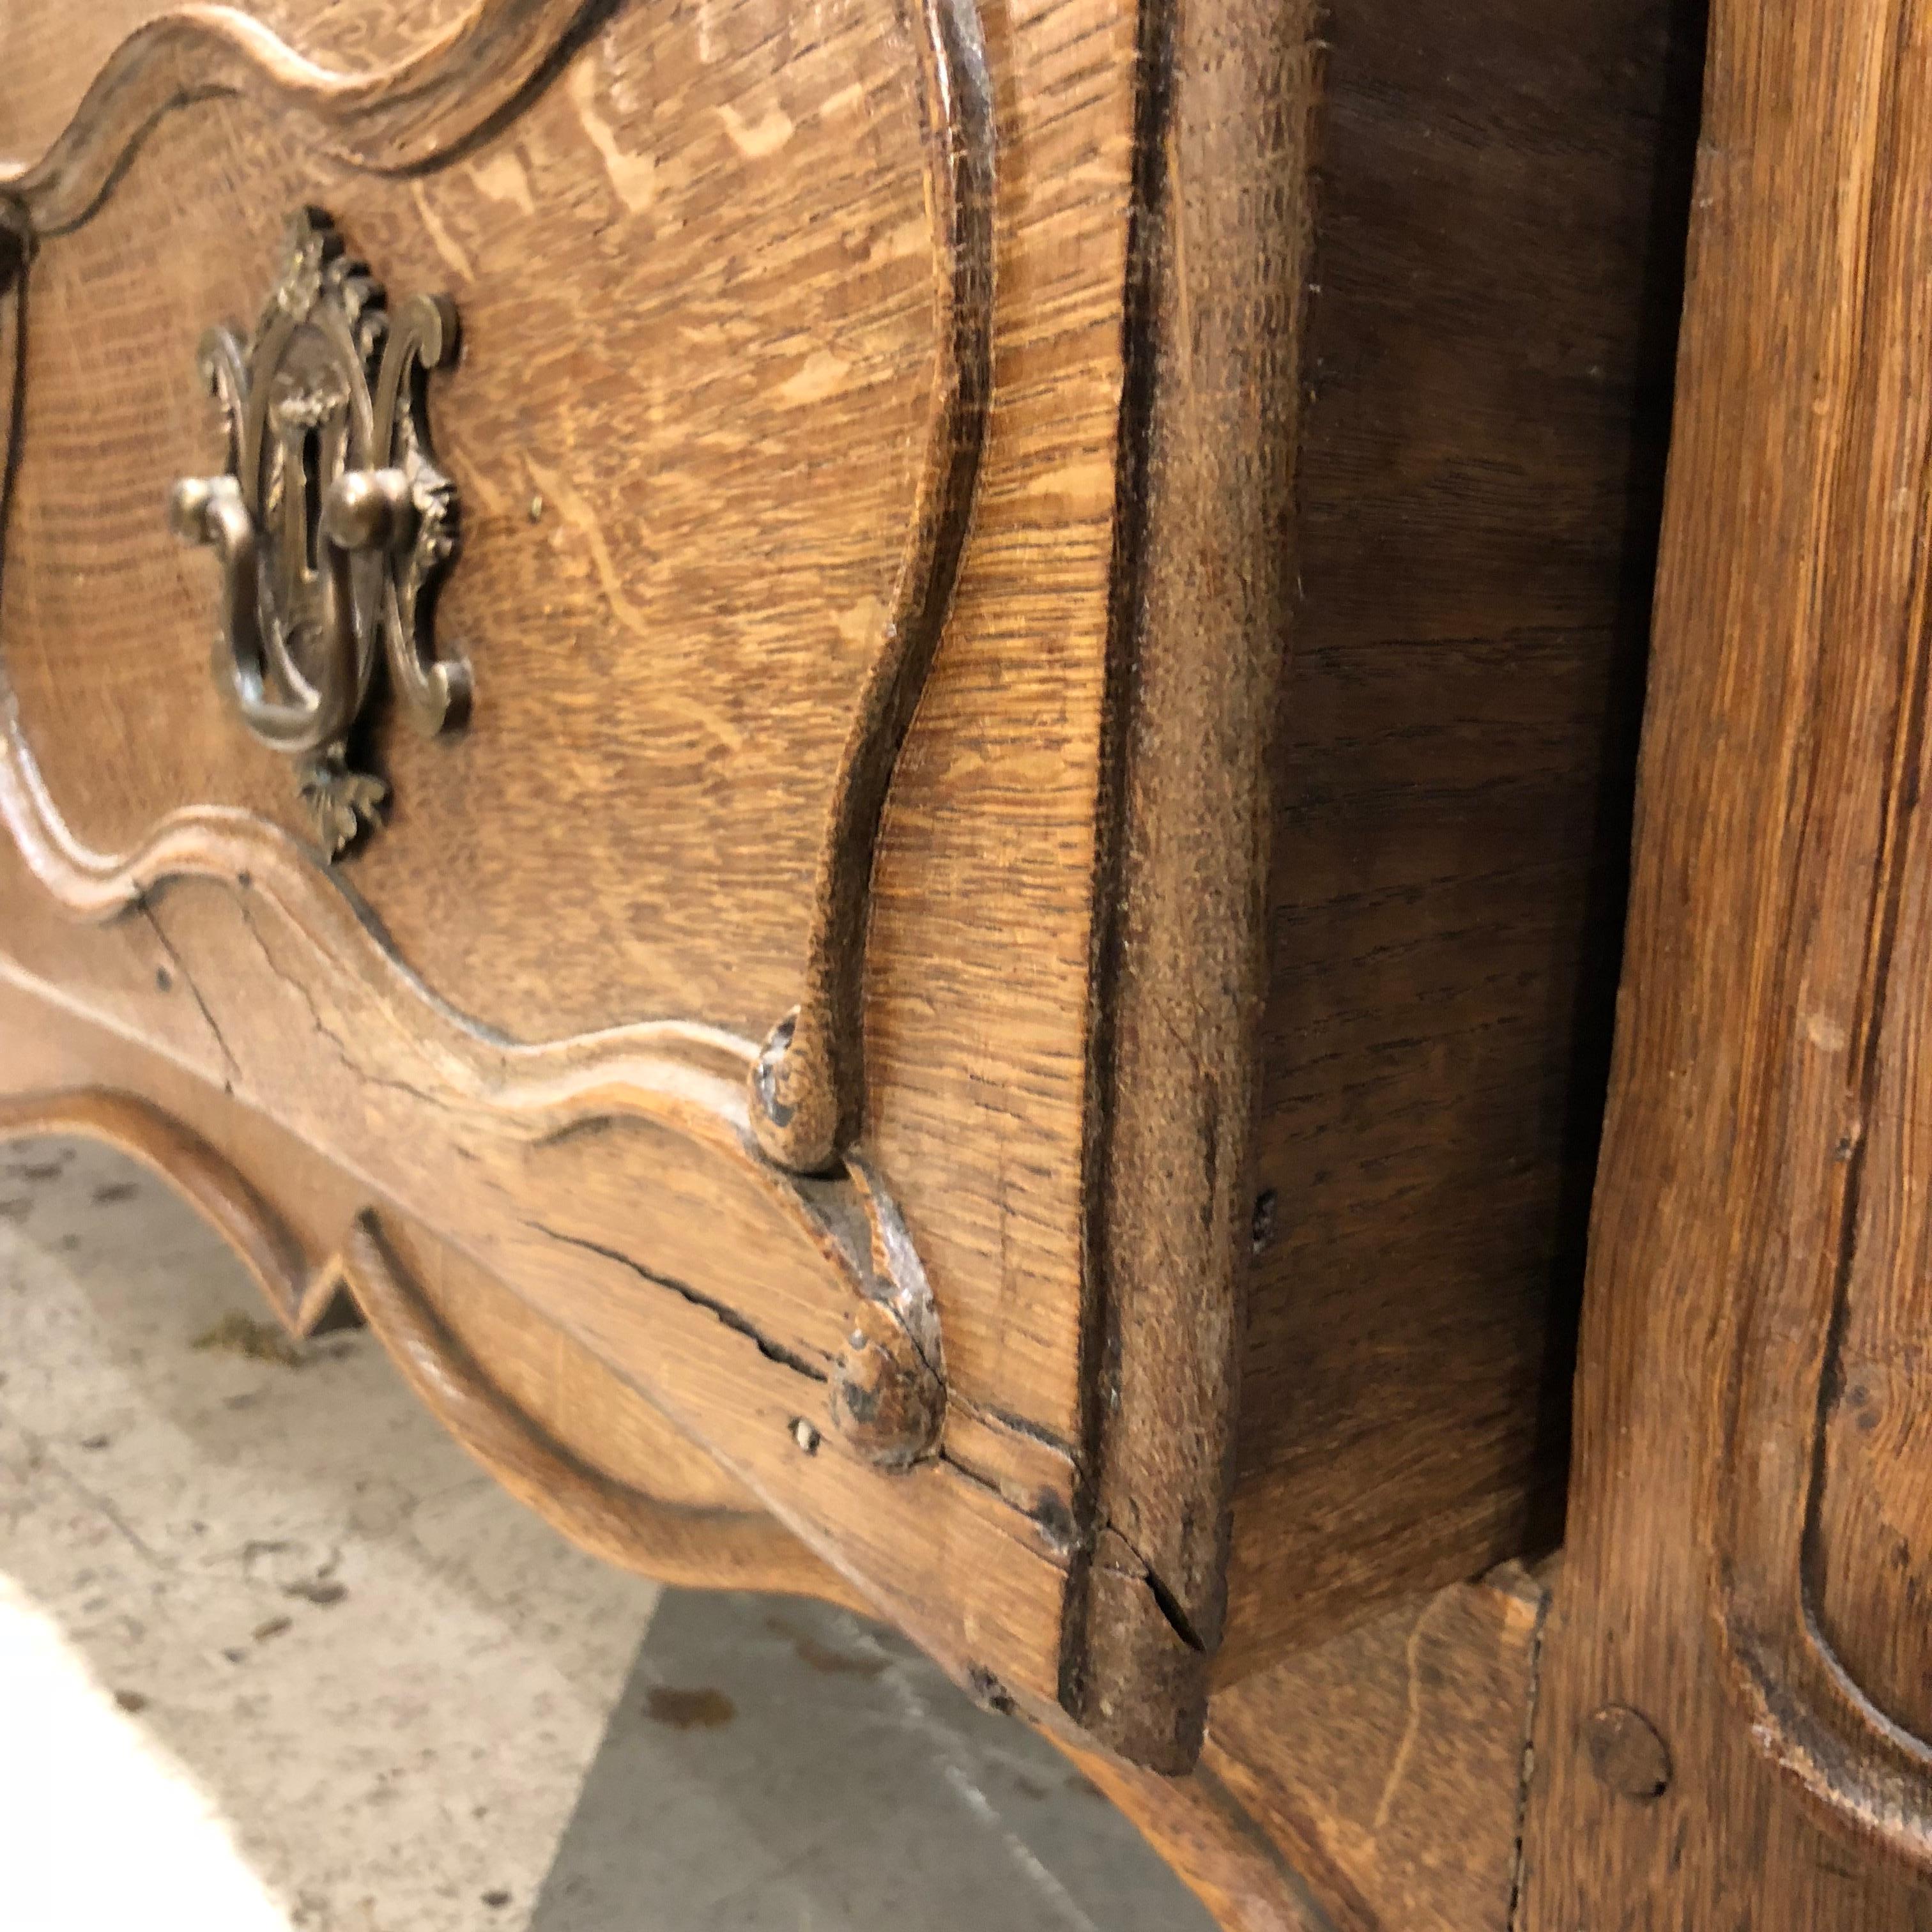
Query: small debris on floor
xmin=533 ymin=1591 xmax=1220 ymax=1930
xmin=282 ymin=1579 xmax=348 ymax=1607
xmin=192 ymin=1311 xmax=303 ymax=1368
xmin=112 ymin=1689 xmax=150 ymax=1714
xmin=252 ymin=1616 xmax=293 ymax=1643
xmin=642 ymin=1686 xmax=733 ymax=1731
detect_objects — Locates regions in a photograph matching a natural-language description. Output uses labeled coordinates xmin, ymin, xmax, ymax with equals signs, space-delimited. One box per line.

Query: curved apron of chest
xmin=0 ymin=1085 xmax=861 ymax=1608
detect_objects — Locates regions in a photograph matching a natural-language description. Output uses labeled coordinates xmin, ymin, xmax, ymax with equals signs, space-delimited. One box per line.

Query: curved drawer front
xmin=6 ymin=1 xmax=947 ymax=1043
xmin=0 ymin=0 xmax=1141 ymax=1740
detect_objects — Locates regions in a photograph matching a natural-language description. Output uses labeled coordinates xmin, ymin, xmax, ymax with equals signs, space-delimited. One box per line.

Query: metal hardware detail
xmin=169 ymin=207 xmax=468 ymax=856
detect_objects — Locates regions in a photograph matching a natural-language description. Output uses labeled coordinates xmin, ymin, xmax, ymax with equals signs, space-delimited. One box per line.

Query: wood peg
xmin=829 ymin=1297 xmax=944 ymax=1469
xmin=1583 ymin=1703 xmax=1673 ymax=1801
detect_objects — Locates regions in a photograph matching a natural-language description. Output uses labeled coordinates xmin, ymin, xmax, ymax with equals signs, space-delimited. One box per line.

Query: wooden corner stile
xmin=1065 ymin=0 xmax=1317 ymax=1768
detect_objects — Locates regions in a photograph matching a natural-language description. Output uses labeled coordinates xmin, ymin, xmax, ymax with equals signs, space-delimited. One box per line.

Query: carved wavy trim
xmin=1712 ymin=938 xmax=1932 ymax=1859
xmin=0 ymin=1085 xmax=847 ymax=1598
xmin=0 ymin=0 xmax=613 ymax=233
xmin=0 ymin=700 xmax=949 ymax=1464
xmin=0 ymin=1085 xmax=319 ymax=1321
xmin=0 ymin=0 xmax=997 ymax=1181
xmin=1706 ymin=393 xmax=1932 ymax=1862
xmin=1715 ymin=1308 xmax=1932 ymax=1866
xmin=747 ymin=0 xmax=995 ymax=1171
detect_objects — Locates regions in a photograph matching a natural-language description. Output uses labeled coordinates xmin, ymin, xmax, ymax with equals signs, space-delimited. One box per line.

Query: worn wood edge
xmin=748 ymin=0 xmax=995 ymax=1174
xmin=1062 ymin=0 xmax=1317 ymax=1770
xmin=0 ymin=0 xmax=611 ymax=229
xmin=0 ymin=0 xmax=998 ymax=1191
xmin=0 ymin=1084 xmax=849 ymax=1602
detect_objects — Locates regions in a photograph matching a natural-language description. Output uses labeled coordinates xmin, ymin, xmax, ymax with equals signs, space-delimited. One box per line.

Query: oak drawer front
xmin=1 ymin=0 xmax=1687 ymax=1779
xmin=0 ymin=0 xmax=1138 ymax=1740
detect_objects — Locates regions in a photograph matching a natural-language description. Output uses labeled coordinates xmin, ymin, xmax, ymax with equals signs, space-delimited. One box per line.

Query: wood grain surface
xmin=1066 ymin=1563 xmax=1550 ymax=1931
xmin=0 ymin=0 xmax=1722 ymax=1813
xmin=0 ymin=1 xmax=474 ymax=177
xmin=0 ymin=0 xmax=1145 ymax=1748
xmin=1067 ymin=0 xmax=1314 ymax=1761
xmin=1221 ymin=0 xmax=1707 ymax=1676
xmin=1518 ymin=0 xmax=1932 ymax=1920
xmin=4 ymin=1 xmax=939 ymax=1047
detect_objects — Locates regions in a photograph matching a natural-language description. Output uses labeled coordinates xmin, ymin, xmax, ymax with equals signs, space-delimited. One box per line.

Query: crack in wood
xmin=1505 ymin=1580 xmax=1552 ymax=1931
xmin=138 ymin=900 xmax=238 ymax=1085
xmin=1100 ymin=1520 xmax=1209 ymax=1656
xmin=231 ymin=895 xmax=447 ymax=1112
xmin=529 ymin=1220 xmax=831 ymax=1383
xmin=935 ymin=1446 xmax=1083 ymax=1561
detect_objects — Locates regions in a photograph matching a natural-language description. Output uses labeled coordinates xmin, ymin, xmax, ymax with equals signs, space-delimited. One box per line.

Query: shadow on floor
xmin=530 ymin=1590 xmax=1216 ymax=1932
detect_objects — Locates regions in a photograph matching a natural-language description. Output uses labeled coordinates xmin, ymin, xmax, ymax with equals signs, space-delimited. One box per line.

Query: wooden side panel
xmin=1064 ymin=1566 xmax=1547 ymax=1932
xmin=1522 ymin=0 xmax=1932 ymax=1920
xmin=1223 ymin=0 xmax=1706 ymax=1674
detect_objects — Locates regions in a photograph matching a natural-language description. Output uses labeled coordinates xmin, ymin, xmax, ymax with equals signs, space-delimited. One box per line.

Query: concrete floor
xmin=0 ymin=1135 xmax=1214 ymax=1930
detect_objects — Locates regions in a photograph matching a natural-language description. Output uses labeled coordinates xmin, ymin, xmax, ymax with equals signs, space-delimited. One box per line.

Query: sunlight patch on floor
xmin=0 ymin=1571 xmax=291 ymax=1932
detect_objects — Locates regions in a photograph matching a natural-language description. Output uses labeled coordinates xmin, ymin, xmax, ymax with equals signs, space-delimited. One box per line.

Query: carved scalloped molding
xmin=0 ymin=0 xmax=996 ymax=1181
xmin=0 ymin=0 xmax=999 ymax=1467
xmin=1713 ymin=1020 xmax=1932 ymax=1859
xmin=0 ymin=1085 xmax=836 ymax=1596
xmin=0 ymin=710 xmax=948 ymax=1464
xmin=4 ymin=0 xmax=615 ymax=233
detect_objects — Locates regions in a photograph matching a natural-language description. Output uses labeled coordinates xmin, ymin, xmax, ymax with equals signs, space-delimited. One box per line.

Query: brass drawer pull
xmin=168 ymin=208 xmax=468 ymax=855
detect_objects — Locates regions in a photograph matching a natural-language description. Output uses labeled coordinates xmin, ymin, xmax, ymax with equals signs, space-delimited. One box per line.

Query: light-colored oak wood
xmin=0 ymin=0 xmax=1707 ymax=1800
xmin=1518 ymin=0 xmax=1932 ymax=1920
xmin=0 ymin=974 xmax=857 ymax=1606
xmin=0 ymin=1 xmax=472 ymax=177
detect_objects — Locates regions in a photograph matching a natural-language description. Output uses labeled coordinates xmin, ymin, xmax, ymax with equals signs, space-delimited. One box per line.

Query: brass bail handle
xmin=164 ymin=207 xmax=468 ymax=859
xmin=168 ymin=466 xmax=417 ymax=758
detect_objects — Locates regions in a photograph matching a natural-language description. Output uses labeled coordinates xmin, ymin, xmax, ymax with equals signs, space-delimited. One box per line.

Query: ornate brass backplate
xmin=169 ymin=208 xmax=468 ymax=856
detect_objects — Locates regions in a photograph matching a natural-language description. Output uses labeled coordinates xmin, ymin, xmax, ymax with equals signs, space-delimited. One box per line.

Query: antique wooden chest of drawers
xmin=0 ymin=0 xmax=1730 ymax=1923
